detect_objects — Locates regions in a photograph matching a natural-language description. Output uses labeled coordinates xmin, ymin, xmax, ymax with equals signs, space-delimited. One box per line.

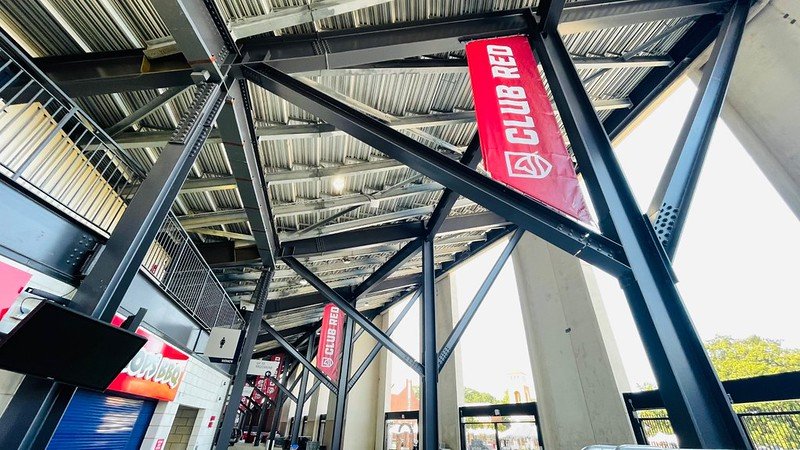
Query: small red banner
xmin=316 ymin=304 xmax=345 ymax=380
xmin=108 ymin=315 xmax=189 ymax=401
xmin=465 ymin=35 xmax=592 ymax=224
xmin=251 ymin=354 xmax=284 ymax=405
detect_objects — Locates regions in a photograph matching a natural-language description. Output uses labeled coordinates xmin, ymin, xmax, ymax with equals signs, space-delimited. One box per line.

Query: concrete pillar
xmin=342 ymin=322 xmax=381 ymax=450
xmin=374 ymin=312 xmax=393 ymax=450
xmin=435 ymin=275 xmax=464 ymax=450
xmin=706 ymin=0 xmax=800 ymax=219
xmin=512 ymin=233 xmax=635 ymax=450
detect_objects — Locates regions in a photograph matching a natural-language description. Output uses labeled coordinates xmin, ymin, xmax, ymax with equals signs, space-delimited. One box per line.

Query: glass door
xmin=385 ymin=411 xmax=419 ymax=450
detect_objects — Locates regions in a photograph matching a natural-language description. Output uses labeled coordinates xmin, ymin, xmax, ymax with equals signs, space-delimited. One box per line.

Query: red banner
xmin=316 ymin=304 xmax=345 ymax=380
xmin=465 ymin=35 xmax=592 ymax=224
xmin=108 ymin=314 xmax=189 ymax=401
xmin=251 ymin=354 xmax=283 ymax=405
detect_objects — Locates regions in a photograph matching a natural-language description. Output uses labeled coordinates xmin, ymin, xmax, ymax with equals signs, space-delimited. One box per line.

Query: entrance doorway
xmin=459 ymin=402 xmax=543 ymax=450
xmin=385 ymin=410 xmax=419 ymax=450
xmin=165 ymin=405 xmax=199 ymax=449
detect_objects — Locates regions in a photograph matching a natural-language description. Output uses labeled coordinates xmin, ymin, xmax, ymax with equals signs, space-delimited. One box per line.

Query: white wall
xmin=141 ymin=356 xmax=230 ymax=450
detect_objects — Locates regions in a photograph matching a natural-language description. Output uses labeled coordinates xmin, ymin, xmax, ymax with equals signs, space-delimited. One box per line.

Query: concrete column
xmin=512 ymin=233 xmax=634 ymax=450
xmin=374 ymin=312 xmax=393 ymax=450
xmin=342 ymin=322 xmax=382 ymax=450
xmin=435 ymin=275 xmax=464 ymax=450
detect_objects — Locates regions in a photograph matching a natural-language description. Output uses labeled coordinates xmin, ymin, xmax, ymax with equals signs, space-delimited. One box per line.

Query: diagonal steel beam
xmin=352 ymin=238 xmax=424 ymax=299
xmin=283 ymin=257 xmax=424 ymax=375
xmin=107 ymin=86 xmax=188 ymax=136
xmin=261 ymin=321 xmax=338 ymax=394
xmin=267 ymin=375 xmax=299 ymax=403
xmin=347 ymin=290 xmax=419 ymax=391
xmin=243 ymin=64 xmax=629 ymax=276
xmin=647 ymin=0 xmax=749 ymax=259
xmin=437 ymin=228 xmax=522 ymax=372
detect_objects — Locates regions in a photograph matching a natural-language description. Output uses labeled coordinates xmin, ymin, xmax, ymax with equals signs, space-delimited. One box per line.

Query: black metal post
xmin=531 ymin=18 xmax=750 ymax=448
xmin=215 ymin=269 xmax=274 ymax=450
xmin=347 ymin=291 xmax=420 ymax=392
xmin=437 ymin=228 xmax=522 ymax=372
xmin=291 ymin=338 xmax=314 ymax=445
xmin=268 ymin=376 xmax=299 ymax=404
xmin=330 ymin=314 xmax=355 ymax=450
xmin=283 ymin=256 xmax=424 ymax=374
xmin=648 ymin=0 xmax=749 ymax=258
xmin=262 ymin=362 xmax=300 ymax=448
xmin=421 ymin=237 xmax=438 ymax=450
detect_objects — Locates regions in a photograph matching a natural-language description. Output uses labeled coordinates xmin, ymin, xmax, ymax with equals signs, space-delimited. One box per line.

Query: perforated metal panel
xmin=47 ymin=389 xmax=156 ymax=450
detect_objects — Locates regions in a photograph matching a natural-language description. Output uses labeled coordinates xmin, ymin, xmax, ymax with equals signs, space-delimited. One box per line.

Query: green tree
xmin=706 ymin=335 xmax=800 ymax=380
xmin=464 ymin=387 xmax=499 ymax=405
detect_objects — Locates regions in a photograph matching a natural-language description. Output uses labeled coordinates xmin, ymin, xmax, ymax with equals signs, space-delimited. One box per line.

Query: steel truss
xmin=0 ymin=0 xmax=754 ymax=449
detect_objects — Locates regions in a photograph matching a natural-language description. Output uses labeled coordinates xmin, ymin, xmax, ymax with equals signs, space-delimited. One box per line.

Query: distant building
xmin=504 ymin=372 xmax=533 ymax=404
xmin=390 ymin=379 xmax=420 ymax=412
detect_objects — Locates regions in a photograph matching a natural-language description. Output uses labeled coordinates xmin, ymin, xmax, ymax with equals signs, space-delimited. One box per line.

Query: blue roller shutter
xmin=47 ymin=389 xmax=156 ymax=449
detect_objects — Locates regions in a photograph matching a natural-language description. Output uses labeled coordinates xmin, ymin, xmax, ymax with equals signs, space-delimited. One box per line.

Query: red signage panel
xmin=316 ymin=304 xmax=345 ymax=380
xmin=465 ymin=35 xmax=593 ymax=224
xmin=251 ymin=354 xmax=284 ymax=406
xmin=0 ymin=261 xmax=31 ymax=320
xmin=107 ymin=315 xmax=189 ymax=401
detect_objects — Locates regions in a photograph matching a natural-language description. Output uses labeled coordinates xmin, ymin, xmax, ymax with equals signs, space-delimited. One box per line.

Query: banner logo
xmin=505 ymin=151 xmax=552 ymax=179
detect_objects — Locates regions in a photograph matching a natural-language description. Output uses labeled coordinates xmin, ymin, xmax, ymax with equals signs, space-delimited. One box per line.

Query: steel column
xmin=283 ymin=256 xmax=424 ymax=374
xmin=420 ymin=238 xmax=438 ymax=450
xmin=648 ymin=0 xmax=749 ymax=258
xmin=347 ymin=290 xmax=420 ymax=392
xmin=330 ymin=314 xmax=355 ymax=450
xmin=0 ymin=82 xmax=225 ymax=450
xmin=437 ymin=228 xmax=522 ymax=373
xmin=425 ymin=134 xmax=482 ymax=236
xmin=531 ymin=17 xmax=751 ymax=448
xmin=268 ymin=376 xmax=299 ymax=404
xmin=214 ymin=270 xmax=274 ymax=450
xmin=243 ymin=64 xmax=628 ymax=276
xmin=262 ymin=362 xmax=298 ymax=448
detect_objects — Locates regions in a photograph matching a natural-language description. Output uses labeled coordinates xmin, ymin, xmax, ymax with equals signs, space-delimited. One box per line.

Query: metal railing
xmin=0 ymin=31 xmax=244 ymax=331
xmin=0 ymin=41 xmax=145 ymax=236
xmin=625 ymin=372 xmax=800 ymax=450
xmin=143 ymin=214 xmax=244 ymax=330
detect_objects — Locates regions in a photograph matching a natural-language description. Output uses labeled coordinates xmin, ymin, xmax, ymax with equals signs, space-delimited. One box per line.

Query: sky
xmin=387 ymin=78 xmax=800 ymax=399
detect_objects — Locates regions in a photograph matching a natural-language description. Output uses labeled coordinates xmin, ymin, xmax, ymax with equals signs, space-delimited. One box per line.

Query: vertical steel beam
xmin=291 ymin=339 xmax=314 ymax=447
xmin=530 ymin=17 xmax=751 ymax=448
xmin=0 ymin=82 xmax=225 ymax=450
xmin=215 ymin=270 xmax=274 ymax=450
xmin=648 ymin=0 xmax=749 ymax=258
xmin=330 ymin=314 xmax=355 ymax=450
xmin=437 ymin=228 xmax=522 ymax=373
xmin=261 ymin=362 xmax=298 ymax=448
xmin=536 ymin=0 xmax=566 ymax=34
xmin=420 ymin=237 xmax=438 ymax=450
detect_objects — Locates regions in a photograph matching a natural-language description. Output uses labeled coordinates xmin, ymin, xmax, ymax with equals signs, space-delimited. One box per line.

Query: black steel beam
xmin=290 ymin=340 xmax=314 ymax=446
xmin=34 ymin=50 xmax=194 ymax=97
xmin=107 ymin=86 xmax=188 ymax=136
xmin=239 ymin=1 xmax=729 ymax=72
xmin=243 ymin=64 xmax=629 ymax=277
xmin=267 ymin=375 xmax=299 ymax=404
xmin=217 ymin=80 xmax=278 ymax=267
xmin=351 ymin=237 xmax=423 ymax=299
xmin=420 ymin=237 xmax=438 ymax=450
xmin=425 ymin=134 xmax=482 ymax=236
xmin=347 ymin=290 xmax=419 ymax=392
xmin=1 ymin=82 xmax=226 ymax=450
xmin=532 ymin=18 xmax=750 ymax=448
xmin=604 ymin=14 xmax=725 ymax=139
xmin=283 ymin=257 xmax=424 ymax=374
xmin=537 ymin=0 xmax=567 ymax=34
xmin=648 ymin=0 xmax=748 ymax=259
xmin=330 ymin=313 xmax=355 ymax=450
xmin=261 ymin=321 xmax=338 ymax=394
xmin=214 ymin=270 xmax=272 ymax=450
xmin=437 ymin=228 xmax=523 ymax=373
xmin=280 ymin=221 xmax=424 ymax=257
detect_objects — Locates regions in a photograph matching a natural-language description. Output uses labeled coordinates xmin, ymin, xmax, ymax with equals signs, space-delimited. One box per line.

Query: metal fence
xmin=0 ymin=43 xmax=144 ymax=236
xmin=143 ymin=213 xmax=244 ymax=330
xmin=625 ymin=373 xmax=800 ymax=450
xmin=0 ymin=32 xmax=244 ymax=331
